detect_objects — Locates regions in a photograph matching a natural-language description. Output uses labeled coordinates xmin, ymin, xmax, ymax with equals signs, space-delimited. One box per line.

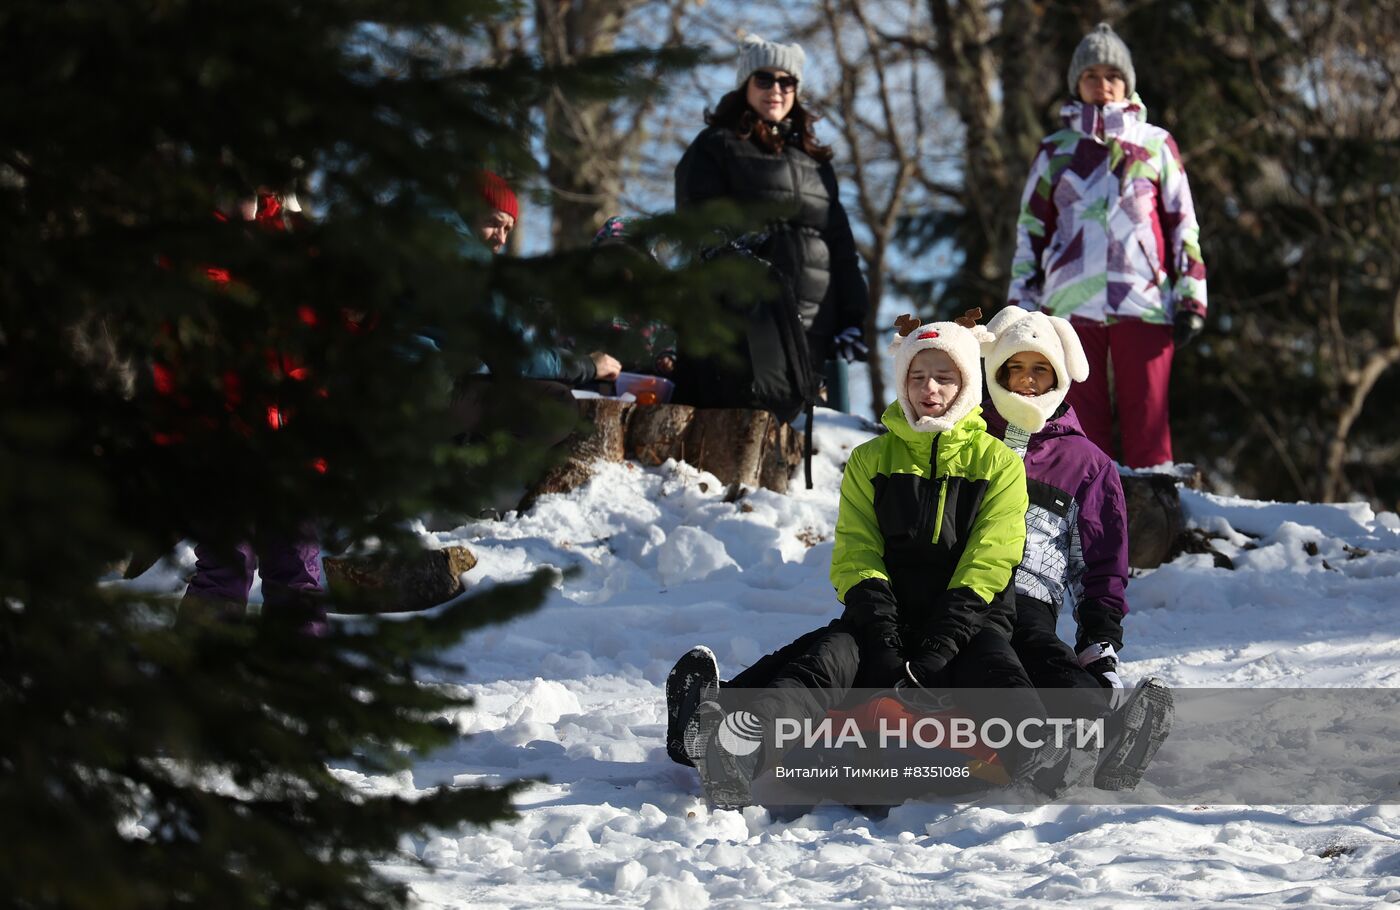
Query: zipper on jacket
xmin=929 ymin=433 xmax=948 ymax=544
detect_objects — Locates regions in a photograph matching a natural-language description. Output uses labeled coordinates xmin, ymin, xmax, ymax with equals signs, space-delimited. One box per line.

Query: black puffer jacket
xmin=675 ymin=124 xmax=869 ymax=357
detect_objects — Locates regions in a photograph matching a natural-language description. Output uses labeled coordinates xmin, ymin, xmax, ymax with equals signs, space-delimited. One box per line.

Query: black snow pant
xmin=723 ymin=619 xmax=861 ymax=769
xmin=1012 ymin=596 xmax=1109 ymax=691
xmin=1012 ymin=596 xmax=1111 ymax=719
xmin=727 ymin=619 xmax=861 ymax=716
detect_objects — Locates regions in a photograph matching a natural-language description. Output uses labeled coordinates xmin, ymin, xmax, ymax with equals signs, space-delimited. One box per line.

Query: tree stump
xmin=683 ymin=408 xmax=803 ymax=494
xmin=627 ymin=401 xmax=695 ymax=465
xmin=323 ymin=545 xmax=478 ymax=613
xmin=527 ymin=400 xmax=802 ymax=500
xmin=1120 ymin=473 xmax=1187 ymax=569
xmin=529 ymin=398 xmax=634 ymax=499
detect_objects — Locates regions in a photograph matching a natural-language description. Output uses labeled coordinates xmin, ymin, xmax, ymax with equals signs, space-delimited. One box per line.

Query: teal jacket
xmin=832 ymin=401 xmax=1029 ymax=662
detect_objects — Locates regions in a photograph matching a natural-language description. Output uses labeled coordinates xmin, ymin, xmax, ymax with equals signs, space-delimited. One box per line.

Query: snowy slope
xmin=161 ymin=409 xmax=1400 ymax=907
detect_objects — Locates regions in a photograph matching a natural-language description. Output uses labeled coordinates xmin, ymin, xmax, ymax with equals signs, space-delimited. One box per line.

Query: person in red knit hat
xmin=473 ymin=171 xmax=518 ymax=254
xmin=428 ymin=171 xmax=622 ymax=524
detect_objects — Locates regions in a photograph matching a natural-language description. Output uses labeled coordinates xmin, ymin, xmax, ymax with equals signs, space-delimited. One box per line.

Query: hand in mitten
xmin=1077 ymin=641 xmax=1124 ymax=689
xmin=860 ymin=623 xmax=906 ymax=687
xmin=1173 ymin=312 xmax=1205 ymax=349
xmin=833 ymin=325 xmax=869 ymax=364
xmin=904 ymin=640 xmax=952 ymax=689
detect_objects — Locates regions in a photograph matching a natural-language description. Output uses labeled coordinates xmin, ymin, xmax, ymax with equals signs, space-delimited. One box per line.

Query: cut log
xmin=528 ymin=398 xmax=635 ymax=499
xmin=324 ymin=545 xmax=478 ymax=613
xmin=757 ymin=420 xmax=805 ymax=493
xmin=527 ymin=400 xmax=801 ymax=500
xmin=627 ymin=401 xmax=696 ymax=465
xmin=682 ymin=408 xmax=803 ymax=494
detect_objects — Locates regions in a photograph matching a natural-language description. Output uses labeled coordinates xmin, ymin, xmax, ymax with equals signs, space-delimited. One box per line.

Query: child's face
xmin=906 ymin=349 xmax=963 ymax=419
xmin=1000 ymin=351 xmax=1058 ymax=397
xmin=1077 ymin=64 xmax=1128 ymax=105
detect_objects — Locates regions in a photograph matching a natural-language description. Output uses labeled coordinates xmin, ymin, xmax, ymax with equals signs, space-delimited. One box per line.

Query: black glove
xmin=904 ymin=639 xmax=954 ymax=689
xmin=1076 ymin=641 xmax=1124 ymax=690
xmin=1173 ymin=312 xmax=1205 ymax=349
xmin=832 ymin=326 xmax=869 ymax=364
xmin=843 ymin=579 xmax=904 ymax=686
xmin=859 ymin=622 xmax=906 ymax=688
xmin=700 ymin=230 xmax=772 ymax=264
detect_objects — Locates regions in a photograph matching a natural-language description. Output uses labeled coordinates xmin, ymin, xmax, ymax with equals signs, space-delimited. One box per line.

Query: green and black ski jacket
xmin=831 ymin=402 xmax=1029 ymax=665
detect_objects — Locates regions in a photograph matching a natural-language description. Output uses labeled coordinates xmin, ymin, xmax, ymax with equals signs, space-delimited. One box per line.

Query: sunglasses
xmin=751 ymin=71 xmax=799 ymax=93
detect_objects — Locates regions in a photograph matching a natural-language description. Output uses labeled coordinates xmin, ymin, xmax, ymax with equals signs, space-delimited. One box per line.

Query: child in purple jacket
xmin=981 ymin=305 xmax=1172 ymax=790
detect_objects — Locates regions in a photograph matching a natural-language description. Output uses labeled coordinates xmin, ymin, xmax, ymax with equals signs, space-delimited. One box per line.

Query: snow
xmin=124 ymin=408 xmax=1400 ymax=906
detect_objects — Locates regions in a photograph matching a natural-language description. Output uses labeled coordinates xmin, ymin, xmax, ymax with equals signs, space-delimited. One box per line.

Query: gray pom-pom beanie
xmin=735 ymin=34 xmax=806 ymax=89
xmin=1067 ymin=22 xmax=1136 ymax=99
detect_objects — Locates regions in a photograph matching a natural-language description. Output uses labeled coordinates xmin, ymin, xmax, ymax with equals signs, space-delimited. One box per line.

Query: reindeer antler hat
xmin=889 ymin=308 xmax=996 ymax=433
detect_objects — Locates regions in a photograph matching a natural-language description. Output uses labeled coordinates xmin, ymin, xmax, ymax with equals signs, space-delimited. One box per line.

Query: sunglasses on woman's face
xmin=751 ymin=71 xmax=799 ymax=93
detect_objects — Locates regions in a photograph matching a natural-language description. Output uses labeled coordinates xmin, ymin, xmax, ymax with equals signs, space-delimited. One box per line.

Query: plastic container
xmin=614 ymin=371 xmax=675 ymax=405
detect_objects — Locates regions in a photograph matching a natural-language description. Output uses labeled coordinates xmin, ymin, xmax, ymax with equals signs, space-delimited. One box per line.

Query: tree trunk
xmin=923 ymin=0 xmax=1090 ymax=315
xmin=927 ymin=0 xmax=1010 ymax=312
xmin=535 ymin=0 xmax=622 ymax=244
xmin=864 ymin=246 xmax=888 ymax=416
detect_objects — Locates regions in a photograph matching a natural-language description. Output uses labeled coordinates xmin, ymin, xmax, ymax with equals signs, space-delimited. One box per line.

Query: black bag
xmin=676 ymin=234 xmax=820 ymax=424
xmin=672 ymin=233 xmax=821 ymax=488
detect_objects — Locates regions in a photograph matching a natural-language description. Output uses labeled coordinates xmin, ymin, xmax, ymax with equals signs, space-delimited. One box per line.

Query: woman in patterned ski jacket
xmin=1007 ymin=22 xmax=1207 ymax=469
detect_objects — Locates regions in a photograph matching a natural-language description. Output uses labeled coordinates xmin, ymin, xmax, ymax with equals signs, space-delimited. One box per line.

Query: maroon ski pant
xmin=1066 ymin=317 xmax=1175 ymax=468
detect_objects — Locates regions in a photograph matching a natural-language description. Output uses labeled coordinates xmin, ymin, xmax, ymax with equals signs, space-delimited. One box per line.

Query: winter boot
xmin=1094 ymin=677 xmax=1175 ymax=791
xmin=683 ymin=700 xmax=762 ymax=809
xmin=1029 ymin=738 xmax=1101 ymax=798
xmin=665 ymin=646 xmax=720 ymax=767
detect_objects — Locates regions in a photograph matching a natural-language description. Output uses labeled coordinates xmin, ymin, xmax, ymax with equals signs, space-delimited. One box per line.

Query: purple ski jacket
xmin=983 ymin=399 xmax=1129 ymax=652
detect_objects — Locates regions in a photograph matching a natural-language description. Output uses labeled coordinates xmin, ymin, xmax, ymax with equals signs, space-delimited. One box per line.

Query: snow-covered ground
xmin=144 ymin=409 xmax=1400 ymax=907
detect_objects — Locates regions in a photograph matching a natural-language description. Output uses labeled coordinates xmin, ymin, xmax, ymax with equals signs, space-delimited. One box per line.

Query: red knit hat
xmin=476 ymin=171 xmax=519 ymax=222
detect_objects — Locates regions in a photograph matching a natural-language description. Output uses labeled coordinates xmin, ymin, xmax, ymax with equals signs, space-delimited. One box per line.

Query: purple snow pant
xmin=182 ymin=532 xmax=323 ymax=620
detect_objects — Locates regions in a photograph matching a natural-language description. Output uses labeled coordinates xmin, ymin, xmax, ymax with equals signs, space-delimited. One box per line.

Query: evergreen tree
xmin=0 ymin=2 xmax=734 ymax=907
xmin=1124 ymin=0 xmax=1400 ymax=503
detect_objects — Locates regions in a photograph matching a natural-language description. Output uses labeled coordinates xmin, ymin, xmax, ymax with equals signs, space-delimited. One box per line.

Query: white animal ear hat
xmin=982 ymin=307 xmax=1089 ymax=433
xmin=891 ymin=310 xmax=996 ymax=433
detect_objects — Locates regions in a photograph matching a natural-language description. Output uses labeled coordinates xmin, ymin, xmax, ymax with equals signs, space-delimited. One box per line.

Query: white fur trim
xmin=892 ymin=321 xmax=993 ymax=433
xmin=983 ymin=308 xmax=1088 ymax=433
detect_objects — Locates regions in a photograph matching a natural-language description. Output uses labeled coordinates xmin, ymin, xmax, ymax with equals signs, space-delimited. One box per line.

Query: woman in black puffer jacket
xmin=674 ymin=34 xmax=869 ymax=419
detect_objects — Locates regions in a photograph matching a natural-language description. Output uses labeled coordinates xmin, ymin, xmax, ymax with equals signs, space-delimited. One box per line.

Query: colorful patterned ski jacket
xmin=982 ymin=399 xmax=1129 ymax=652
xmin=1007 ymin=96 xmax=1207 ymax=325
xmin=832 ymin=402 xmax=1028 ymax=665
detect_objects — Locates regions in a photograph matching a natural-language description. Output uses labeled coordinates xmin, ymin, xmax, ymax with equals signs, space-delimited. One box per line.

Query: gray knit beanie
xmin=1067 ymin=22 xmax=1136 ymax=99
xmin=735 ymin=34 xmax=805 ymax=90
